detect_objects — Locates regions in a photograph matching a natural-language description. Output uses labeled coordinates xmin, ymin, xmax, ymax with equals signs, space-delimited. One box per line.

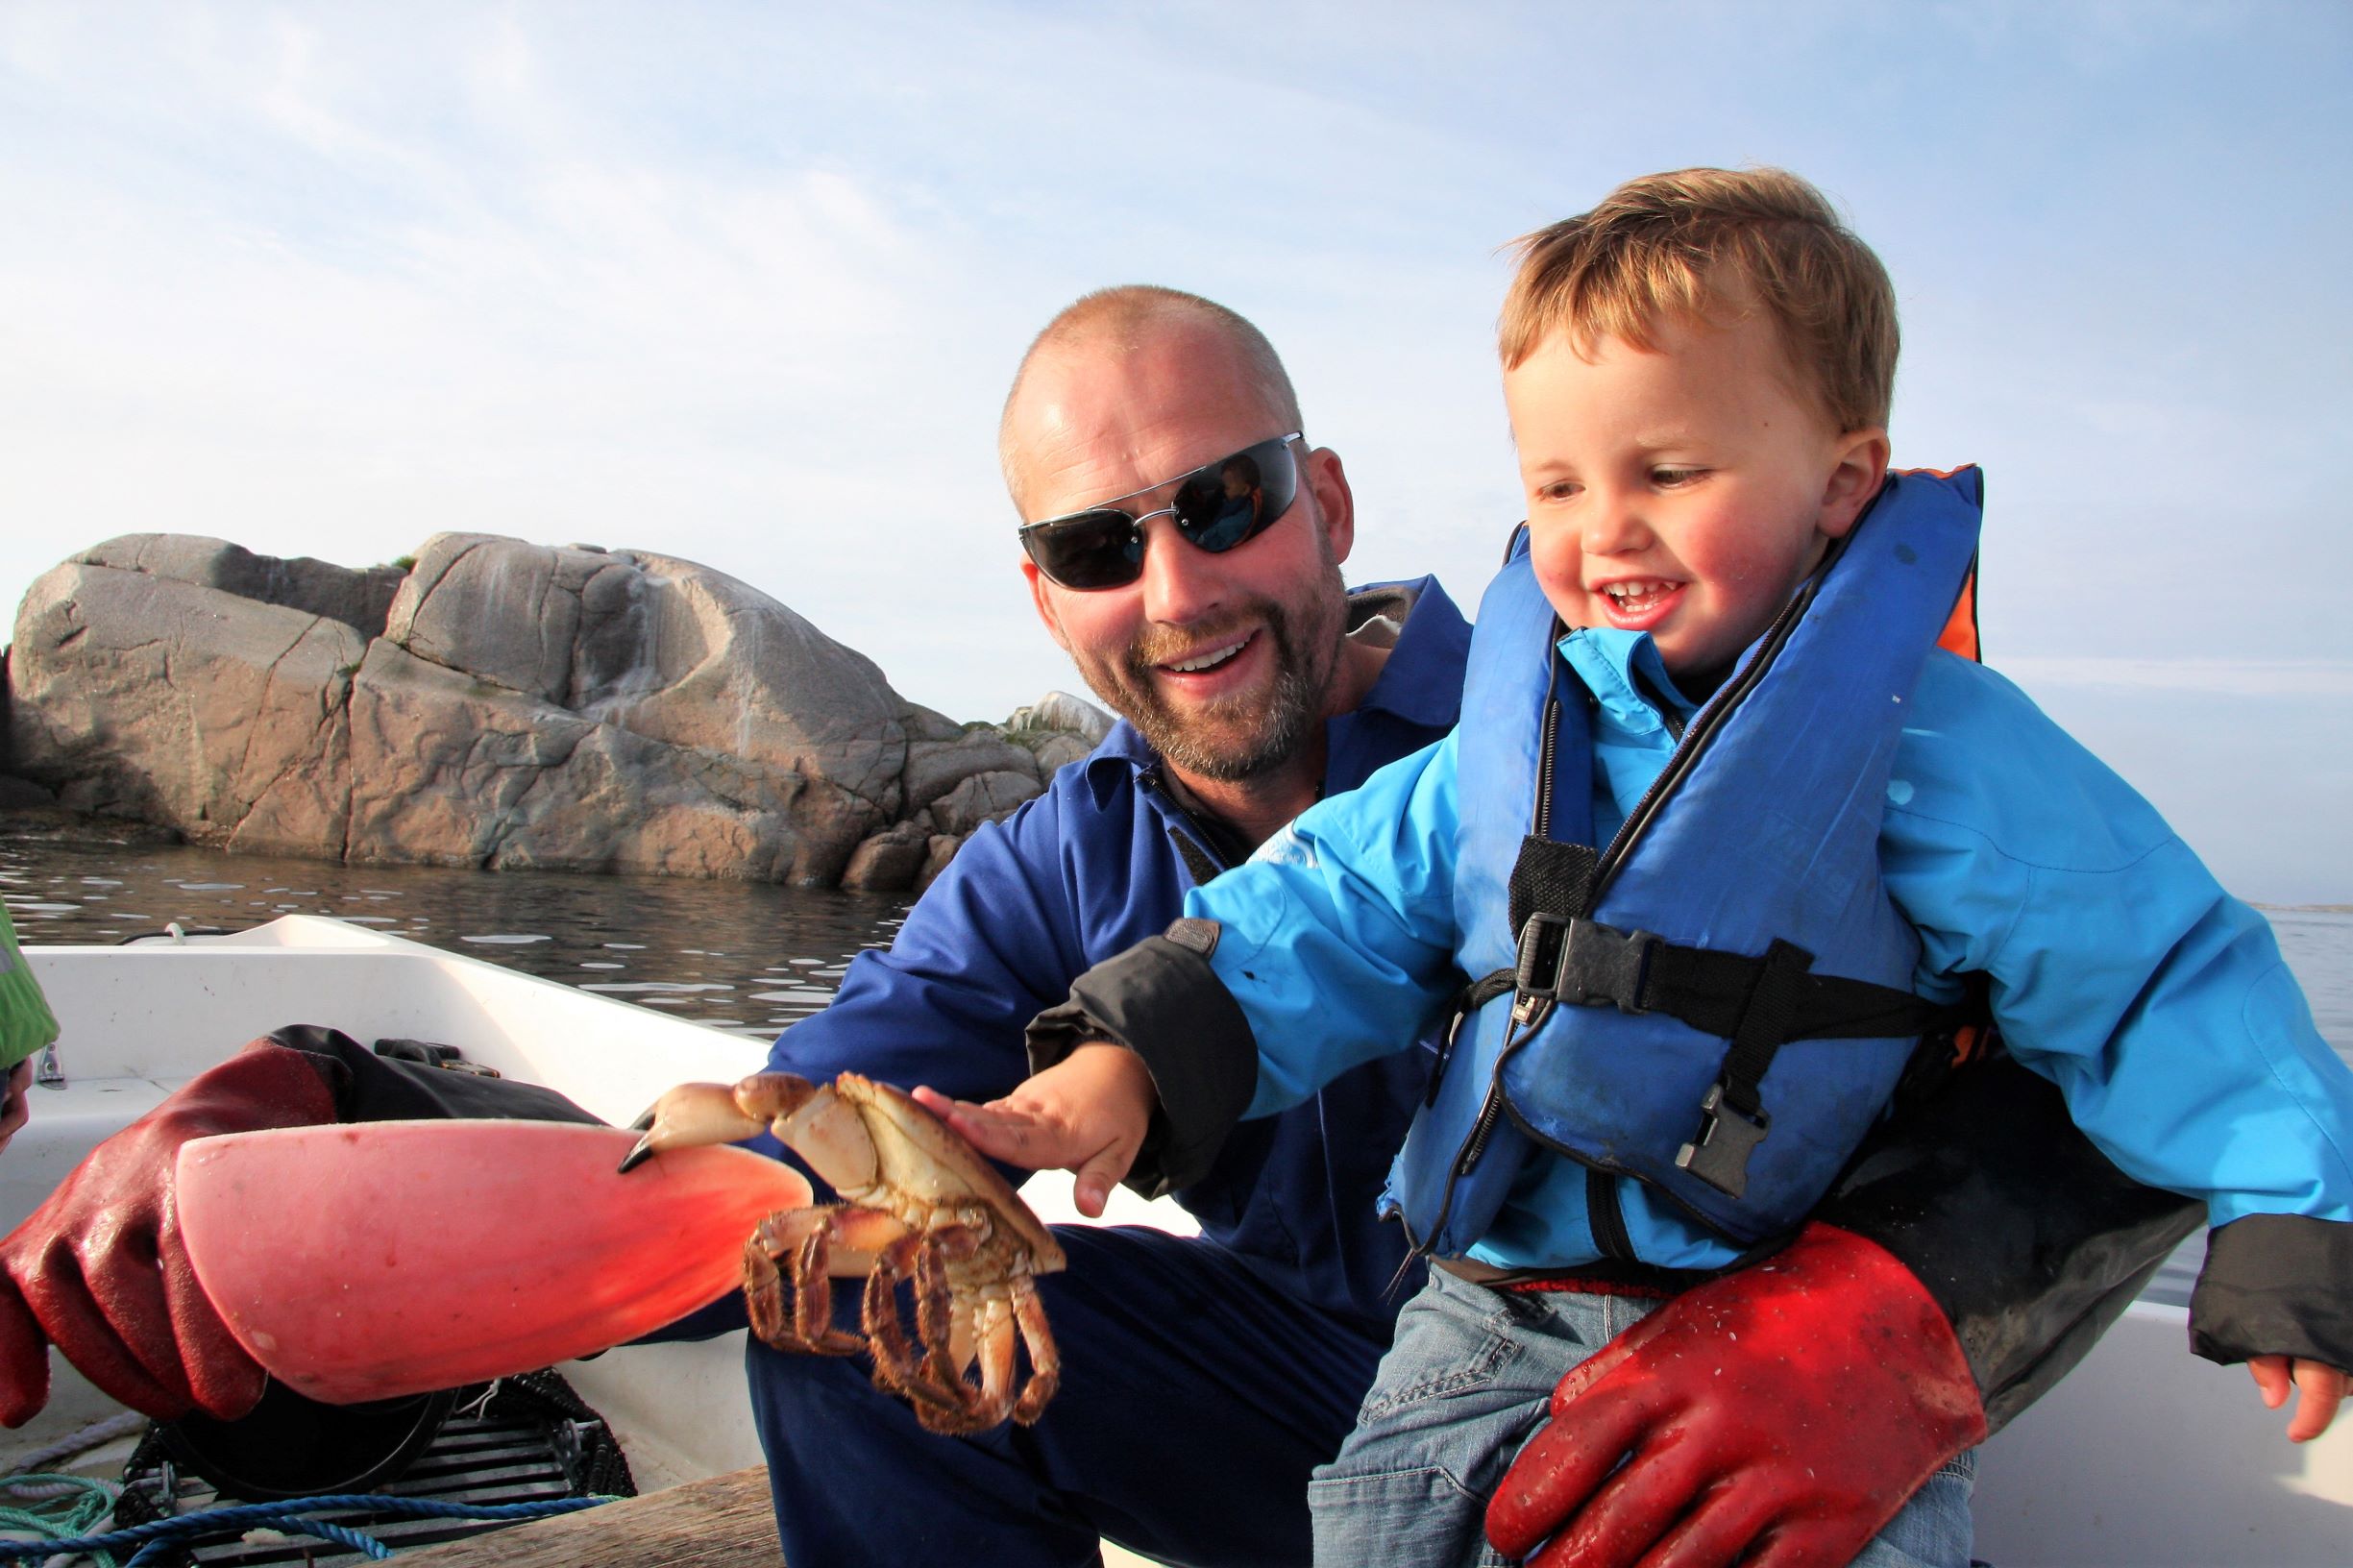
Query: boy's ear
xmin=1817 ymin=429 xmax=1892 ymax=540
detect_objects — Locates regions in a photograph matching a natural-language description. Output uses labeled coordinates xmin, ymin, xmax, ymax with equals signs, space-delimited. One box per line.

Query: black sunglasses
xmin=1017 ymin=433 xmax=1304 ymax=590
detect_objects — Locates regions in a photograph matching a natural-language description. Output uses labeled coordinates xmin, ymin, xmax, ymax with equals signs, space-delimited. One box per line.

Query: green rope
xmin=0 ymin=1470 xmax=122 ymax=1566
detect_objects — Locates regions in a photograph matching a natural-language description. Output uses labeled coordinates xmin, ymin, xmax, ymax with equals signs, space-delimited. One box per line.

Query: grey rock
xmin=841 ymin=822 xmax=932 ymax=893
xmin=8 ymin=531 xmax=945 ymax=886
xmin=914 ymin=833 xmax=964 ymax=894
xmin=8 ymin=561 xmax=363 ymax=854
xmin=0 ymin=775 xmax=57 ymax=810
xmin=1007 ymin=690 xmax=1113 ymax=743
xmin=1030 ymin=733 xmax=1094 ymax=775
xmin=902 ymin=731 xmax=1041 ymax=818
xmin=929 ymin=771 xmax=1043 ymax=837
xmin=8 ymin=531 xmax=1122 ymax=888
xmin=76 ymin=535 xmax=405 ymax=639
xmin=344 ymin=639 xmax=818 ymax=881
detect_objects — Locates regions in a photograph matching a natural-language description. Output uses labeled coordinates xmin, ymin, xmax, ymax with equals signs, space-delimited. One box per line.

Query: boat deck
xmin=399 ymin=1468 xmax=780 ymax=1567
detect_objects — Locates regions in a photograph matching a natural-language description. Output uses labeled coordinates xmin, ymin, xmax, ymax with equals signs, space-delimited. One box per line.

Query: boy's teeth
xmin=1171 ymin=640 xmax=1245 ymax=673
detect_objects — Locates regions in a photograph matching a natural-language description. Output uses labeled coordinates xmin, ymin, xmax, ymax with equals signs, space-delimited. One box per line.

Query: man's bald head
xmin=998 ymin=285 xmax=1302 ymax=514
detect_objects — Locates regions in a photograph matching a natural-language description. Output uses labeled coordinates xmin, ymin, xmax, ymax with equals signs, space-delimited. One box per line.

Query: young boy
xmin=924 ymin=169 xmax=2353 ymax=1566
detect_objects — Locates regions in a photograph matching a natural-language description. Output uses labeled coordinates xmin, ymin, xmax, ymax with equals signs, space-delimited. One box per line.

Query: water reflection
xmin=0 ymin=837 xmax=911 ymax=1042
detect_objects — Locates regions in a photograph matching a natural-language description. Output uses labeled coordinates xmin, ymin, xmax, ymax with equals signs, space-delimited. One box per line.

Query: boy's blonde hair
xmin=1499 ymin=167 xmax=1897 ymax=432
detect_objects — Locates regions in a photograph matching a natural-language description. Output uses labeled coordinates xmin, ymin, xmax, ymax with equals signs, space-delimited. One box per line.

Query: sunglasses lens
xmin=1023 ymin=511 xmax=1140 ymax=591
xmin=1172 ymin=437 xmax=1298 ymax=552
xmin=1019 ymin=435 xmax=1300 ymax=590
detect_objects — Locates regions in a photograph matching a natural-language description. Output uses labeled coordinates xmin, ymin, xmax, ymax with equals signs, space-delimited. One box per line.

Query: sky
xmin=2 ymin=1 xmax=2348 ymax=902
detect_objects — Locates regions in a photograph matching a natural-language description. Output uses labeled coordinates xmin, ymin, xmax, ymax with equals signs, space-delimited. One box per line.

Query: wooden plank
xmin=394 ymin=1465 xmax=784 ymax=1567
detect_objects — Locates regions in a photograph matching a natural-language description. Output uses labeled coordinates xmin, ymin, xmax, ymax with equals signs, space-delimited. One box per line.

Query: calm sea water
xmin=0 ymin=836 xmax=912 ymax=1042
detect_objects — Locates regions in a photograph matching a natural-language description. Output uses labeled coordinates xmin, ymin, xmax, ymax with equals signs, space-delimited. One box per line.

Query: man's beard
xmin=1083 ymin=577 xmax=1347 ymax=785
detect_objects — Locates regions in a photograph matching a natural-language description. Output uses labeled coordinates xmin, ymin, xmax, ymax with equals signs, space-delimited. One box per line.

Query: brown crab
xmin=623 ymin=1070 xmax=1066 ymax=1435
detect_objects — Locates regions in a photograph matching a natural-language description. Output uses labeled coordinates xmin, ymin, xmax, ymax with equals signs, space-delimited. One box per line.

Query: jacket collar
xmin=1557 ymin=625 xmax=1701 ymax=735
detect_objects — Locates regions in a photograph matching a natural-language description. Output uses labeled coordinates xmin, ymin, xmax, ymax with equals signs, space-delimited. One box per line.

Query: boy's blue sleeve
xmin=1187 ymin=732 xmax=1464 ymax=1117
xmin=1883 ymin=654 xmax=2353 ymax=1229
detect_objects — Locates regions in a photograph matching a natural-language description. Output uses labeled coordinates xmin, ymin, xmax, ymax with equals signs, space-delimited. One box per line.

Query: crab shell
xmin=769 ymin=1071 xmax=1066 ymax=1277
xmin=626 ymin=1068 xmax=1069 ymax=1432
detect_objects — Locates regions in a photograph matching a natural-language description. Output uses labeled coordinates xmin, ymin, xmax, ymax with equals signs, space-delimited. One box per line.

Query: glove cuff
xmin=180 ymin=1041 xmax=345 ymax=1132
xmin=1816 ymin=1053 xmax=2199 ymax=1432
xmin=1764 ymin=1223 xmax=1990 ymax=1450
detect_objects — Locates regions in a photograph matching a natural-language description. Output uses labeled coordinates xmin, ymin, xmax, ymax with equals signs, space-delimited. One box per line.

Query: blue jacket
xmin=754 ymin=578 xmax=1469 ymax=1325
xmin=1188 ymin=573 xmax=2353 ymax=1275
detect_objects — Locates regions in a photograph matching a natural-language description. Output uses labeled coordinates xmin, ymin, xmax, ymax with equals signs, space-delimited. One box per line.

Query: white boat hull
xmin=9 ymin=917 xmax=2349 ymax=1564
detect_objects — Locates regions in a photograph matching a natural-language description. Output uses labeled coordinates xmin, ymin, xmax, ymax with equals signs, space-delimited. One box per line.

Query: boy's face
xmin=1503 ymin=309 xmax=1888 ymax=690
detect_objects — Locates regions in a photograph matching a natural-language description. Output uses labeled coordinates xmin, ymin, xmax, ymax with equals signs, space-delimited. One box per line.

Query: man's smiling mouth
xmin=1164 ymin=637 xmax=1249 ymax=674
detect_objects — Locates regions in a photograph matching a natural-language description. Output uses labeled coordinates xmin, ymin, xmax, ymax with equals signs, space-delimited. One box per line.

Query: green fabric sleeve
xmin=0 ymin=906 xmax=61 ymax=1071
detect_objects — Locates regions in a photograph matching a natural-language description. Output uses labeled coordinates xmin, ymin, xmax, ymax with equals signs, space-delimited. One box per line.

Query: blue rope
xmin=0 ymin=1492 xmax=614 ymax=1562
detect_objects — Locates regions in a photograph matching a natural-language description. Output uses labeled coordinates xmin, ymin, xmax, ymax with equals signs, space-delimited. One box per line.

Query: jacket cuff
xmin=1816 ymin=1051 xmax=2202 ymax=1433
xmin=2191 ymin=1213 xmax=2353 ymax=1369
xmin=1024 ymin=924 xmax=1258 ymax=1196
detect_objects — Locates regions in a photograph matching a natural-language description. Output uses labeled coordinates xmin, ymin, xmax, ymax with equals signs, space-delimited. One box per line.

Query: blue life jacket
xmin=1387 ymin=469 xmax=1985 ymax=1255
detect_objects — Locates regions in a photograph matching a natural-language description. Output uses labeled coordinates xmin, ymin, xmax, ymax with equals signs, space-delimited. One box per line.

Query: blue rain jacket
xmin=752 ymin=578 xmax=1469 ymax=1323
xmin=1190 ymin=582 xmax=2353 ymax=1274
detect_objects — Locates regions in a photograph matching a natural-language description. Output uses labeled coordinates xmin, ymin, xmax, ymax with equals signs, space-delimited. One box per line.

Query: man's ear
xmin=1307 ymin=447 xmax=1357 ymax=565
xmin=1023 ymin=560 xmax=1073 ymax=652
xmin=1817 ymin=428 xmax=1892 ymax=540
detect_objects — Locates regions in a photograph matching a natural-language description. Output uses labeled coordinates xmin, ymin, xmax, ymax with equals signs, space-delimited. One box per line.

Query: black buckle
xmin=1676 ymin=1083 xmax=1769 ymax=1198
xmin=1511 ymin=915 xmax=1656 ymax=1023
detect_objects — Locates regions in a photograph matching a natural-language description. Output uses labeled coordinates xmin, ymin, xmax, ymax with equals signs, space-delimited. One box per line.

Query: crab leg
xmin=1009 ymin=1285 xmax=1060 ymax=1425
xmin=864 ymin=1231 xmax=975 ymax=1427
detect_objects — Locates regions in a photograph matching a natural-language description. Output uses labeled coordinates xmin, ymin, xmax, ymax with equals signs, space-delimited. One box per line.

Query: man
xmin=0 ymin=286 xmax=2194 ymax=1568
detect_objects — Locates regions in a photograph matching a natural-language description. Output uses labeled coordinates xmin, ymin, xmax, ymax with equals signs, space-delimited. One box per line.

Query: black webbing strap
xmin=1715 ymin=939 xmax=1816 ymax=1121
xmin=1507 ymin=835 xmax=1598 ymax=943
xmin=1455 ymin=914 xmax=1952 ymax=1197
xmin=1492 ymin=917 xmax=1942 ymax=1044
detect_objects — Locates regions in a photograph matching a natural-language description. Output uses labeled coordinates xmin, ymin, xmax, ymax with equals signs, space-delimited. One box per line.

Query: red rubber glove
xmin=1485 ymin=1223 xmax=1988 ymax=1568
xmin=0 ymin=1041 xmax=339 ymax=1427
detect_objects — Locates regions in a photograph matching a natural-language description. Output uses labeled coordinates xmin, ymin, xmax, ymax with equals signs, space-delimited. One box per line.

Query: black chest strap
xmin=1444 ymin=834 xmax=1956 ymax=1196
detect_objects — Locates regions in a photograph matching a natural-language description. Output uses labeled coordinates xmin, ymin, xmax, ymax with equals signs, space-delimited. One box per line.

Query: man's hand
xmin=0 ymin=1041 xmax=338 ymax=1427
xmin=2250 ymin=1355 xmax=2348 ymax=1443
xmin=1485 ymin=1223 xmax=1986 ymax=1568
xmin=0 ymin=1060 xmax=34 ymax=1155
xmin=913 ymin=1042 xmax=1157 ymax=1216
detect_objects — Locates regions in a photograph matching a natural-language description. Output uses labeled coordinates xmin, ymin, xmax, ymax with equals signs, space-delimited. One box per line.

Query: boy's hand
xmin=912 ymin=1042 xmax=1157 ymax=1217
xmin=2250 ymin=1355 xmax=2347 ymax=1442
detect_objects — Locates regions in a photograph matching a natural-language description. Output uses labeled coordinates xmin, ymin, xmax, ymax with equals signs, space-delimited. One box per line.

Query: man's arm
xmin=751 ymin=796 xmax=1102 ymax=1164
xmin=1023 ymin=735 xmax=1462 ymax=1195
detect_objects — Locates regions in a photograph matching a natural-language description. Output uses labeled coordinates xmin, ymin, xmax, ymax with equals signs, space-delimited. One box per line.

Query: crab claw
xmin=623 ymin=1079 xmax=771 ymax=1173
xmin=619 ymin=1073 xmax=829 ymax=1174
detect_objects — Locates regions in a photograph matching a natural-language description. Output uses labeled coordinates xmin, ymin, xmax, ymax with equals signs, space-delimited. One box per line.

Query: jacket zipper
xmin=1140 ymin=770 xmax=1235 ymax=878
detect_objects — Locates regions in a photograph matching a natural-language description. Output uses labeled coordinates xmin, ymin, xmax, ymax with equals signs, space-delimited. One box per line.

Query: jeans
xmin=1309 ymin=1266 xmax=1976 ymax=1568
